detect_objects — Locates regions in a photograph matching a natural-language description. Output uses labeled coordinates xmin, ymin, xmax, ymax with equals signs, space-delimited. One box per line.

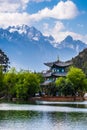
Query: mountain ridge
xmin=0 ymin=25 xmax=86 ymax=71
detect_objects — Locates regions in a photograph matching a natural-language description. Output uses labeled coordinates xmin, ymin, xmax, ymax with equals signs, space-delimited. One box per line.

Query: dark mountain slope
xmin=72 ymin=48 xmax=87 ymax=74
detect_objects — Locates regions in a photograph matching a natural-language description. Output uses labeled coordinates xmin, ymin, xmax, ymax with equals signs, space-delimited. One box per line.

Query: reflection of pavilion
xmin=42 ymin=59 xmax=72 ymax=86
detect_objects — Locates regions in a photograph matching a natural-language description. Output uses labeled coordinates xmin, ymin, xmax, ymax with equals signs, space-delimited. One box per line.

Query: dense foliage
xmin=0 ymin=68 xmax=44 ymax=100
xmin=0 ymin=66 xmax=87 ymax=100
xmin=55 ymin=67 xmax=87 ymax=97
xmin=0 ymin=47 xmax=87 ymax=100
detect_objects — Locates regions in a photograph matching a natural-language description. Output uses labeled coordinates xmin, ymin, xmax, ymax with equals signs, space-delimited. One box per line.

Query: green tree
xmin=1 ymin=68 xmax=44 ymax=100
xmin=0 ymin=49 xmax=9 ymax=72
xmin=26 ymin=73 xmax=40 ymax=97
xmin=67 ymin=67 xmax=87 ymax=96
xmin=15 ymin=72 xmax=28 ymax=99
xmin=55 ymin=77 xmax=74 ymax=96
xmin=62 ymin=79 xmax=74 ymax=96
xmin=3 ymin=68 xmax=17 ymax=99
xmin=0 ymin=66 xmax=4 ymax=97
xmin=55 ymin=77 xmax=66 ymax=96
xmin=36 ymin=73 xmax=44 ymax=84
xmin=15 ymin=71 xmax=41 ymax=99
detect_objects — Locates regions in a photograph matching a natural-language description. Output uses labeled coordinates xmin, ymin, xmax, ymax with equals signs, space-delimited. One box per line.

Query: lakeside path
xmin=0 ymin=102 xmax=87 ymax=113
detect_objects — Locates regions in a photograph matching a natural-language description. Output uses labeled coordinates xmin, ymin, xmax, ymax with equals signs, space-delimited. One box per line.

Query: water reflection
xmin=0 ymin=102 xmax=87 ymax=130
xmin=0 ymin=111 xmax=87 ymax=130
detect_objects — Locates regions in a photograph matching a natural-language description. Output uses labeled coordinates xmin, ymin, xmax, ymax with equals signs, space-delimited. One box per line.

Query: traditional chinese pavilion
xmin=42 ymin=58 xmax=72 ymax=86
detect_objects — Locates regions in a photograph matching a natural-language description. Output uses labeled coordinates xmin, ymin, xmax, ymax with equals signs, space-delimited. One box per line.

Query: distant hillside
xmin=72 ymin=48 xmax=87 ymax=75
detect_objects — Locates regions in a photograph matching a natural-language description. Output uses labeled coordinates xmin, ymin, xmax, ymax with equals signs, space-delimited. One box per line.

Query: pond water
xmin=0 ymin=101 xmax=87 ymax=130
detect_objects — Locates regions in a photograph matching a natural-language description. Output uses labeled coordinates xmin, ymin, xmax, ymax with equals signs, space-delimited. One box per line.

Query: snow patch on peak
xmin=8 ymin=25 xmax=28 ymax=34
xmin=7 ymin=25 xmax=43 ymax=40
xmin=9 ymin=28 xmax=27 ymax=34
xmin=32 ymin=37 xmax=39 ymax=41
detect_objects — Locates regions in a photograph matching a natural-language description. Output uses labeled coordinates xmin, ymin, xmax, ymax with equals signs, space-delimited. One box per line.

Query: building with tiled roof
xmin=42 ymin=59 xmax=72 ymax=86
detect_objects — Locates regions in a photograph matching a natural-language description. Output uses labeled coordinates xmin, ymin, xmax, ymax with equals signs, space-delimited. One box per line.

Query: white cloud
xmin=0 ymin=0 xmax=29 ymax=12
xmin=0 ymin=0 xmax=79 ymax=28
xmin=43 ymin=21 xmax=65 ymax=42
xmin=31 ymin=0 xmax=79 ymax=20
xmin=55 ymin=31 xmax=87 ymax=43
xmin=43 ymin=21 xmax=87 ymax=44
xmin=53 ymin=21 xmax=65 ymax=32
xmin=31 ymin=0 xmax=51 ymax=2
xmin=0 ymin=12 xmax=31 ymax=28
xmin=43 ymin=21 xmax=65 ymax=41
xmin=43 ymin=23 xmax=49 ymax=30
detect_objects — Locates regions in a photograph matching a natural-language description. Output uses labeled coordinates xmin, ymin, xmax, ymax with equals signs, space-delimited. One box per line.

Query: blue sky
xmin=0 ymin=0 xmax=87 ymax=43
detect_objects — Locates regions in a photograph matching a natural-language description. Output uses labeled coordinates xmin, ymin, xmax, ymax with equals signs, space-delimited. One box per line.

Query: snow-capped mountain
xmin=8 ymin=25 xmax=43 ymax=41
xmin=57 ymin=35 xmax=86 ymax=53
xmin=0 ymin=25 xmax=86 ymax=71
xmin=7 ymin=25 xmax=55 ymax=43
